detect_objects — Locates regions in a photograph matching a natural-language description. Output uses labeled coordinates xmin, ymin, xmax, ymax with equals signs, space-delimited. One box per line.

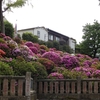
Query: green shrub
xmin=22 ymin=32 xmax=39 ymax=43
xmin=0 ymin=38 xmax=5 ymax=43
xmin=8 ymin=59 xmax=36 ymax=77
xmin=40 ymin=45 xmax=49 ymax=51
xmin=38 ymin=58 xmax=56 ymax=74
xmin=32 ymin=62 xmax=48 ymax=79
xmin=0 ymin=61 xmax=14 ymax=75
xmin=62 ymin=70 xmax=87 ymax=79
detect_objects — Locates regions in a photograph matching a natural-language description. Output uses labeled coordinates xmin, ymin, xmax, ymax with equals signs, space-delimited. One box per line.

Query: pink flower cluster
xmin=61 ymin=55 xmax=79 ymax=69
xmin=42 ymin=51 xmax=62 ymax=65
xmin=48 ymin=72 xmax=64 ymax=79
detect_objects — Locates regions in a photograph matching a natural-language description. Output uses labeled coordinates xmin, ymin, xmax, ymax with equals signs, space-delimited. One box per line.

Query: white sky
xmin=4 ymin=0 xmax=100 ymax=44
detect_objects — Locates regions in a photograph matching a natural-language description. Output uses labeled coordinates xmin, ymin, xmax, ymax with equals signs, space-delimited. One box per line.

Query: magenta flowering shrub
xmin=7 ymin=40 xmax=18 ymax=49
xmin=76 ymin=54 xmax=92 ymax=60
xmin=25 ymin=42 xmax=40 ymax=54
xmin=83 ymin=60 xmax=92 ymax=67
xmin=48 ymin=72 xmax=64 ymax=79
xmin=42 ymin=51 xmax=61 ymax=65
xmin=40 ymin=45 xmax=49 ymax=51
xmin=92 ymin=70 xmax=100 ymax=78
xmin=3 ymin=36 xmax=12 ymax=42
xmin=61 ymin=55 xmax=79 ymax=69
xmin=49 ymin=48 xmax=56 ymax=52
xmin=12 ymin=45 xmax=34 ymax=61
xmin=72 ymin=67 xmax=95 ymax=78
xmin=36 ymin=53 xmax=42 ymax=58
xmin=25 ymin=41 xmax=34 ymax=47
xmin=0 ymin=33 xmax=6 ymax=38
xmin=40 ymin=49 xmax=46 ymax=55
xmin=12 ymin=48 xmax=21 ymax=57
xmin=29 ymin=46 xmax=38 ymax=54
xmin=33 ymin=43 xmax=40 ymax=50
xmin=76 ymin=54 xmax=92 ymax=64
xmin=38 ymin=58 xmax=56 ymax=74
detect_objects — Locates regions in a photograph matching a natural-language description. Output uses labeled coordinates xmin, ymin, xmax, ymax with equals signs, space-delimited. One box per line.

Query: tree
xmin=80 ymin=20 xmax=100 ymax=58
xmin=22 ymin=32 xmax=39 ymax=43
xmin=0 ymin=0 xmax=32 ymax=33
xmin=4 ymin=21 xmax=14 ymax=38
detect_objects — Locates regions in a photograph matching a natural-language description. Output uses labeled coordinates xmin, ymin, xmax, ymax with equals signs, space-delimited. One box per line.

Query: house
xmin=18 ymin=27 xmax=76 ymax=53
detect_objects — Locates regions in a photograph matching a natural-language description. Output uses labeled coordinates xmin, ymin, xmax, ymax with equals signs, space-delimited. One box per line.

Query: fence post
xmin=25 ymin=72 xmax=31 ymax=100
xmin=77 ymin=77 xmax=81 ymax=100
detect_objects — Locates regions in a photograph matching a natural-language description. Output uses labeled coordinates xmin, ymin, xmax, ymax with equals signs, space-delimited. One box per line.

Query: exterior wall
xmin=69 ymin=38 xmax=76 ymax=53
xmin=33 ymin=27 xmax=48 ymax=42
xmin=18 ymin=29 xmax=34 ymax=38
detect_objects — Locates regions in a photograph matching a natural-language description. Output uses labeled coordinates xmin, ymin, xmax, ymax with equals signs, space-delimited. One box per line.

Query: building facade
xmin=18 ymin=27 xmax=76 ymax=53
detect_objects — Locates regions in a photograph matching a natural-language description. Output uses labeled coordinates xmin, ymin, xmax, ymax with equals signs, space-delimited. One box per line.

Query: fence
xmin=34 ymin=77 xmax=100 ymax=100
xmin=1 ymin=73 xmax=100 ymax=100
xmin=0 ymin=72 xmax=36 ymax=100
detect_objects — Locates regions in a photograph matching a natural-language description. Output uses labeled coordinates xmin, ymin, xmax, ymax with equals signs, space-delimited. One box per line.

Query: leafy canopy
xmin=0 ymin=0 xmax=32 ymax=33
xmin=80 ymin=20 xmax=100 ymax=58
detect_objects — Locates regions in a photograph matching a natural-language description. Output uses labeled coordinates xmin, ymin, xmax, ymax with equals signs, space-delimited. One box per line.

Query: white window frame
xmin=49 ymin=34 xmax=53 ymax=40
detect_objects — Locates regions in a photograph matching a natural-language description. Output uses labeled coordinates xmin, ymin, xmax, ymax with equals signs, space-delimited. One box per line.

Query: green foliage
xmin=79 ymin=20 xmax=100 ymax=58
xmin=22 ymin=32 xmax=39 ymax=43
xmin=40 ymin=45 xmax=49 ymax=51
xmin=46 ymin=41 xmax=53 ymax=48
xmin=3 ymin=0 xmax=32 ymax=12
xmin=38 ymin=58 xmax=56 ymax=74
xmin=32 ymin=62 xmax=48 ymax=79
xmin=4 ymin=21 xmax=14 ymax=38
xmin=0 ymin=38 xmax=5 ymax=43
xmin=8 ymin=59 xmax=36 ymax=77
xmin=0 ymin=0 xmax=32 ymax=33
xmin=59 ymin=45 xmax=73 ymax=53
xmin=75 ymin=44 xmax=81 ymax=53
xmin=62 ymin=70 xmax=87 ymax=79
xmin=0 ymin=61 xmax=14 ymax=75
xmin=17 ymin=34 xmax=21 ymax=39
xmin=13 ymin=37 xmax=23 ymax=44
xmin=38 ymin=40 xmax=46 ymax=45
xmin=53 ymin=41 xmax=60 ymax=50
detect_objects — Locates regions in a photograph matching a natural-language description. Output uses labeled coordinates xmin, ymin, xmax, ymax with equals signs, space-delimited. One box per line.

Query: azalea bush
xmin=0 ymin=38 xmax=5 ymax=43
xmin=0 ymin=43 xmax=11 ymax=57
xmin=40 ymin=45 xmax=49 ymax=51
xmin=8 ymin=59 xmax=36 ymax=77
xmin=38 ymin=58 xmax=56 ymax=74
xmin=0 ymin=49 xmax=6 ymax=57
xmin=0 ymin=61 xmax=14 ymax=75
xmin=1 ymin=34 xmax=100 ymax=79
xmin=42 ymin=51 xmax=62 ymax=65
xmin=48 ymin=72 xmax=64 ymax=79
xmin=29 ymin=46 xmax=38 ymax=54
xmin=92 ymin=70 xmax=100 ymax=78
xmin=25 ymin=41 xmax=34 ymax=47
xmin=72 ymin=67 xmax=95 ymax=78
xmin=32 ymin=62 xmax=48 ymax=79
xmin=52 ymin=67 xmax=66 ymax=73
xmin=61 ymin=55 xmax=79 ymax=69
xmin=12 ymin=45 xmax=34 ymax=61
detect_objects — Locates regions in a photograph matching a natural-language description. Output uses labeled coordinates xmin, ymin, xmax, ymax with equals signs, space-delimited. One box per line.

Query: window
xmin=49 ymin=34 xmax=53 ymax=40
xmin=37 ymin=31 xmax=40 ymax=38
xmin=56 ymin=37 xmax=60 ymax=41
xmin=44 ymin=34 xmax=46 ymax=41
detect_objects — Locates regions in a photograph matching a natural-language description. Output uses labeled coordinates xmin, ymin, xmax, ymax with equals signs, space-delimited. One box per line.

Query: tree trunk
xmin=0 ymin=0 xmax=4 ymax=33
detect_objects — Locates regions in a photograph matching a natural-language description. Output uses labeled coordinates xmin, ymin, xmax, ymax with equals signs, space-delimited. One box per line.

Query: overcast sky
xmin=4 ymin=0 xmax=100 ymax=43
